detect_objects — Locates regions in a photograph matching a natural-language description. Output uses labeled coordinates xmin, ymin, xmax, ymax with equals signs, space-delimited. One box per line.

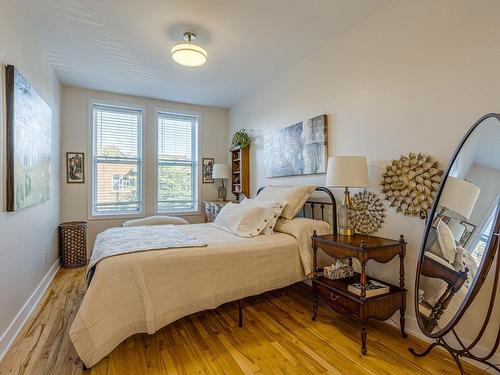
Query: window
xmin=92 ymin=103 xmax=143 ymax=216
xmin=469 ymin=196 xmax=499 ymax=263
xmin=157 ymin=112 xmax=198 ymax=213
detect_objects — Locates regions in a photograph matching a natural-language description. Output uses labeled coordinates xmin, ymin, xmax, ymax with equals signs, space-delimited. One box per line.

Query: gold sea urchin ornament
xmin=349 ymin=190 xmax=385 ymax=234
xmin=381 ymin=153 xmax=443 ymax=218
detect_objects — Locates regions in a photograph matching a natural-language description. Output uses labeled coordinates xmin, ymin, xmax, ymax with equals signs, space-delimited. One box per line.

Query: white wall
xmin=60 ymin=86 xmax=228 ymax=251
xmin=0 ymin=1 xmax=61 ymax=357
xmin=229 ymin=0 xmax=500 ymax=358
xmin=466 ymin=164 xmax=500 ymax=229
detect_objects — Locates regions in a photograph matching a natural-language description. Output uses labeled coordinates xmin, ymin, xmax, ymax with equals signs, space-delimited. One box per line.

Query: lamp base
xmin=337 ymin=187 xmax=355 ymax=236
xmin=218 ymin=184 xmax=227 ymax=202
xmin=338 ymin=227 xmax=354 ymax=236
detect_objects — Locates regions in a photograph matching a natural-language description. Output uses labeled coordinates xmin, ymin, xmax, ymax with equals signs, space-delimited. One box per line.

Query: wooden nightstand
xmin=419 ymin=255 xmax=468 ymax=332
xmin=311 ymin=232 xmax=407 ymax=355
xmin=203 ymin=201 xmax=234 ymax=222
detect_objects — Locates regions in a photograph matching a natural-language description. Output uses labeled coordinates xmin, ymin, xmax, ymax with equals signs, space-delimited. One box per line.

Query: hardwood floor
xmin=0 ymin=268 xmax=486 ymax=375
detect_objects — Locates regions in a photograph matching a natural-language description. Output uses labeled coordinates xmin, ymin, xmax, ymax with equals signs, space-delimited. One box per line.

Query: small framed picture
xmin=202 ymin=158 xmax=214 ymax=183
xmin=66 ymin=152 xmax=85 ymax=183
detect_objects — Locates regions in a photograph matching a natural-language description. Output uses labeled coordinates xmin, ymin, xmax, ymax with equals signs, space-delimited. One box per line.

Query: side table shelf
xmin=311 ymin=232 xmax=407 ymax=355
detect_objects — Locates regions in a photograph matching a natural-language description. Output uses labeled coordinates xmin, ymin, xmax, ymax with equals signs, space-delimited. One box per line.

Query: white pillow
xmin=274 ymin=217 xmax=332 ymax=277
xmin=212 ymin=203 xmax=278 ymax=237
xmin=239 ymin=198 xmax=287 ymax=234
xmin=274 ymin=217 xmax=332 ymax=237
xmin=436 ymin=220 xmax=457 ymax=264
xmin=256 ymin=185 xmax=317 ymax=221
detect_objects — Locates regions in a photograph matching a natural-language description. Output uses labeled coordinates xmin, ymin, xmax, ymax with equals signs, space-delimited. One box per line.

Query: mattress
xmin=69 ymin=223 xmax=305 ymax=367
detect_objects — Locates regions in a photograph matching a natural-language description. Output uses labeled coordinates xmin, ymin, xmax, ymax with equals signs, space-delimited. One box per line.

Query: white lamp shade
xmin=171 ymin=43 xmax=207 ymax=67
xmin=325 ymin=156 xmax=369 ymax=188
xmin=440 ymin=177 xmax=480 ymax=220
xmin=212 ymin=164 xmax=230 ymax=179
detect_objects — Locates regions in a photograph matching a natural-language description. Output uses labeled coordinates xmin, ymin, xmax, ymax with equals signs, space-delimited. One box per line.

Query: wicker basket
xmin=59 ymin=221 xmax=87 ymax=268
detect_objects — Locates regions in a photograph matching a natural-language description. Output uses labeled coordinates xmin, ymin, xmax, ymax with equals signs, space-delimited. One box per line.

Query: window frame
xmin=88 ymin=99 xmax=146 ymax=220
xmin=468 ymin=193 xmax=499 ymax=258
xmin=154 ymin=108 xmax=201 ymax=216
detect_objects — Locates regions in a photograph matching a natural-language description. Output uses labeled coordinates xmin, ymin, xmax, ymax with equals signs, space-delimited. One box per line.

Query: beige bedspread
xmin=69 ymin=223 xmax=305 ymax=367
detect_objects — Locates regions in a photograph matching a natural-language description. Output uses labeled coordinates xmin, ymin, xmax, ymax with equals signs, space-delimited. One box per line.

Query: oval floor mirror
xmin=410 ymin=113 xmax=500 ymax=374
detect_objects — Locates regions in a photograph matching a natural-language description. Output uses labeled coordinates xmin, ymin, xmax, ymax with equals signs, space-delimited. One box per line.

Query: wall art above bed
xmin=264 ymin=114 xmax=327 ymax=178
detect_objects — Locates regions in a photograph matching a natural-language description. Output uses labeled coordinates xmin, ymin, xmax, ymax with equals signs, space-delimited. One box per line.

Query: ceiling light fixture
xmin=171 ymin=32 xmax=207 ymax=67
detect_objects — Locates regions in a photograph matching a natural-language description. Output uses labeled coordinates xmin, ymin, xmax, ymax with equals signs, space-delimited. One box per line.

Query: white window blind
xmin=157 ymin=112 xmax=198 ymax=213
xmin=92 ymin=104 xmax=143 ymax=216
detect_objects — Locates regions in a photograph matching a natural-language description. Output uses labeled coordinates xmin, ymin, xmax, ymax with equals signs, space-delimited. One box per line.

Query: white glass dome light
xmin=171 ymin=32 xmax=207 ymax=67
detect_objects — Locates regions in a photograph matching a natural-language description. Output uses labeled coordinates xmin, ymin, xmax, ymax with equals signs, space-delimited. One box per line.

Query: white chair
xmin=122 ymin=215 xmax=189 ymax=227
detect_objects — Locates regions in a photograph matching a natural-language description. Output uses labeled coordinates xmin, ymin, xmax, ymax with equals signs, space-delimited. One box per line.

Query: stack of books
xmin=348 ymin=279 xmax=389 ymax=297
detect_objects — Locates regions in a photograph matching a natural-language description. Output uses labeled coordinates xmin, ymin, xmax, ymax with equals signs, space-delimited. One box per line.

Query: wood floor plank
xmin=0 ymin=268 xmax=488 ymax=375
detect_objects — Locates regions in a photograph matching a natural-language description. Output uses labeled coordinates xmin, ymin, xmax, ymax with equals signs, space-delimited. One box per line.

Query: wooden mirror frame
xmin=414 ymin=113 xmax=500 ymax=339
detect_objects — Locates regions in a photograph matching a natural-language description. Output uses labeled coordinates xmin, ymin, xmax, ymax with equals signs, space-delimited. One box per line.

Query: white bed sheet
xmin=70 ymin=223 xmax=305 ymax=367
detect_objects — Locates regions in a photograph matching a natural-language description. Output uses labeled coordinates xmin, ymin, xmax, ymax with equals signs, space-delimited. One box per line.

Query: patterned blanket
xmin=87 ymin=225 xmax=207 ymax=283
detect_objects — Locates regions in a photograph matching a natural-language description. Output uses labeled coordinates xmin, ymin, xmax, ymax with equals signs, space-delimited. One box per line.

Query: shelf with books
xmin=311 ymin=233 xmax=407 ymax=355
xmin=230 ymin=145 xmax=249 ymax=201
xmin=315 ymin=272 xmax=403 ymax=302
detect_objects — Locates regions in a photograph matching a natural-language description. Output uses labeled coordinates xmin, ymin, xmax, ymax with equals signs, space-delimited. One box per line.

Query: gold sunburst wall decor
xmin=349 ymin=190 xmax=385 ymax=235
xmin=381 ymin=152 xmax=443 ymax=218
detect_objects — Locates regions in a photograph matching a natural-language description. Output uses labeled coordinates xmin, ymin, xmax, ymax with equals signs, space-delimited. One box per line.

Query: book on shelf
xmin=418 ymin=302 xmax=433 ymax=317
xmin=348 ymin=279 xmax=390 ymax=297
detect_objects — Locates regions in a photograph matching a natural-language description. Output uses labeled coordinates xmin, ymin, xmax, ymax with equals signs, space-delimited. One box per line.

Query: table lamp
xmin=212 ymin=164 xmax=230 ymax=201
xmin=439 ymin=177 xmax=480 ymax=221
xmin=325 ymin=156 xmax=369 ymax=235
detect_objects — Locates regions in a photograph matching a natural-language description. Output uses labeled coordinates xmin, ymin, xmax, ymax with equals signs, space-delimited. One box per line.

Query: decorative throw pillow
xmin=212 ymin=203 xmax=277 ymax=237
xmin=436 ymin=220 xmax=457 ymax=264
xmin=239 ymin=198 xmax=287 ymax=234
xmin=453 ymin=246 xmax=479 ymax=289
xmin=255 ymin=185 xmax=317 ymax=221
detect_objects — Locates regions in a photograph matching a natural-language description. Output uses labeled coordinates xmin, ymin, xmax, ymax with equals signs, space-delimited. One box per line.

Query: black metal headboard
xmin=256 ymin=186 xmax=337 ymax=234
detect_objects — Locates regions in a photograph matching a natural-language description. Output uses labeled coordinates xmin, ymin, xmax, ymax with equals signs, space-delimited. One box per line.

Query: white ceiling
xmin=21 ymin=0 xmax=388 ymax=108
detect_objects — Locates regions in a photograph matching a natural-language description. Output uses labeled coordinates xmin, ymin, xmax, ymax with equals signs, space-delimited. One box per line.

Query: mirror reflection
xmin=418 ymin=116 xmax=500 ymax=334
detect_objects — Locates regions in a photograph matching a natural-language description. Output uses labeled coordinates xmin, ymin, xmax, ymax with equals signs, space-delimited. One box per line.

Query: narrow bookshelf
xmin=230 ymin=145 xmax=249 ymax=201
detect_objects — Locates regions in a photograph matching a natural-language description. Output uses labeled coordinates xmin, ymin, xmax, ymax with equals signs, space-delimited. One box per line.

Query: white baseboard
xmin=0 ymin=258 xmax=60 ymax=362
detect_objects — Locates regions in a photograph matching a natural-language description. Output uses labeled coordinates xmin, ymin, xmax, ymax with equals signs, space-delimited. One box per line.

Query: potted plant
xmin=231 ymin=129 xmax=251 ymax=150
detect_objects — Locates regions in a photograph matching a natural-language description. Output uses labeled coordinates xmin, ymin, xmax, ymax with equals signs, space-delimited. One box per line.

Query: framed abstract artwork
xmin=264 ymin=114 xmax=328 ymax=178
xmin=4 ymin=65 xmax=52 ymax=211
xmin=66 ymin=152 xmax=85 ymax=183
xmin=202 ymin=158 xmax=214 ymax=183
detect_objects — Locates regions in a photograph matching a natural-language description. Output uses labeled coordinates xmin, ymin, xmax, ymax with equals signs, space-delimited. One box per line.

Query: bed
xmin=70 ymin=187 xmax=337 ymax=368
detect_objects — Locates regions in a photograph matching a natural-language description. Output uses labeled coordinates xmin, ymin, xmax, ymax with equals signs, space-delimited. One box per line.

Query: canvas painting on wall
xmin=5 ymin=65 xmax=52 ymax=211
xmin=264 ymin=114 xmax=327 ymax=177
